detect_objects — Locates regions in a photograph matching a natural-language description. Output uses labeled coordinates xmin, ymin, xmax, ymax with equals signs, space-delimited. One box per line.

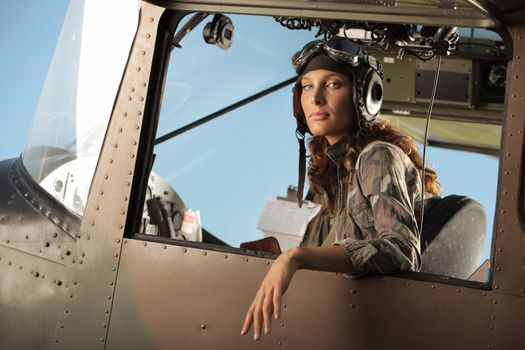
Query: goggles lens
xmin=293 ymin=37 xmax=364 ymax=74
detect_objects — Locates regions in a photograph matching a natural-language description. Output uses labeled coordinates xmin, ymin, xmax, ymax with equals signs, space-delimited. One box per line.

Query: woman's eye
xmin=327 ymin=81 xmax=341 ymax=88
xmin=302 ymin=84 xmax=313 ymax=90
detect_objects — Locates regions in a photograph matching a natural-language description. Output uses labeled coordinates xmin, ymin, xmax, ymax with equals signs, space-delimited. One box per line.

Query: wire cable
xmin=419 ymin=55 xmax=442 ymax=232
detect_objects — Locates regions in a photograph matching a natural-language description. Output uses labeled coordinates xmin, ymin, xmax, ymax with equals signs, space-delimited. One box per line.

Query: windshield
xmin=22 ymin=0 xmax=140 ymax=216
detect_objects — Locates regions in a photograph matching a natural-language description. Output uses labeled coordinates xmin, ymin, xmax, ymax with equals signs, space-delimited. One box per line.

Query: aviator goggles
xmin=293 ymin=36 xmax=367 ymax=74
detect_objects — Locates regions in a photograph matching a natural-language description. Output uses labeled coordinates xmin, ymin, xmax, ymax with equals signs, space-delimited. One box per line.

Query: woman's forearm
xmin=287 ymin=245 xmax=356 ymax=275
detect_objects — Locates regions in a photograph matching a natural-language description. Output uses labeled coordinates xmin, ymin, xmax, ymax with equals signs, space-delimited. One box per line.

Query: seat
xmin=419 ymin=195 xmax=487 ymax=280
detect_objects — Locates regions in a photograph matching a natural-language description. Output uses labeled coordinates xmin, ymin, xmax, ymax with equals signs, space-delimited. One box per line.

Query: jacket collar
xmin=325 ymin=136 xmax=352 ymax=167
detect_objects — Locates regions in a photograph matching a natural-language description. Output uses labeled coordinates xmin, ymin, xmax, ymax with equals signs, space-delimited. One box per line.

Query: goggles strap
xmin=296 ymin=130 xmax=306 ymax=208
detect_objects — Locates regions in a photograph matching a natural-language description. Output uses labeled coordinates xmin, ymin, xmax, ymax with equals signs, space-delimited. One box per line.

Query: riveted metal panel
xmin=146 ymin=0 xmax=499 ymax=27
xmin=490 ymin=292 xmax=525 ymax=349
xmin=491 ymin=23 xmax=525 ymax=298
xmin=374 ymin=53 xmax=416 ymax=103
xmin=108 ymin=239 xmax=492 ymax=349
xmin=0 ymin=159 xmax=77 ymax=348
xmin=50 ymin=2 xmax=166 ymax=348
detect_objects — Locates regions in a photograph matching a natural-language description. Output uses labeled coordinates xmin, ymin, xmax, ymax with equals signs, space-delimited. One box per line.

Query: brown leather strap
xmin=297 ymin=136 xmax=306 ymax=208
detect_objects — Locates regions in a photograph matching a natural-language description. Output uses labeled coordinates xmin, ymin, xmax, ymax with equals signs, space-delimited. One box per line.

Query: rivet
xmin=143 ymin=243 xmax=147 ymax=247
xmin=280 ymin=323 xmax=285 ymax=328
xmin=55 ymin=339 xmax=59 ymax=343
xmin=501 ymin=210 xmax=506 ymax=214
xmin=278 ymin=341 xmax=283 ymax=346
xmin=406 ymin=282 xmax=411 ymax=286
xmin=203 ymin=251 xmax=207 ymax=256
xmin=457 ymin=288 xmax=461 ymax=293
xmin=65 ymin=309 xmax=69 ymax=314
xmin=493 ymin=300 xmax=498 ymax=304
xmin=266 ymin=261 xmax=270 ymax=265
xmin=105 ymin=309 xmax=109 ymax=314
xmin=104 ymin=175 xmax=109 ymax=180
xmin=521 ymin=289 xmax=525 ymax=294
xmin=491 ymin=315 xmax=496 ymax=320
xmin=121 ymin=211 xmax=125 ymax=215
xmin=350 ymin=303 xmax=356 ymax=309
xmin=142 ymin=82 xmax=147 ymax=87
xmin=112 ymin=267 xmax=116 ymax=272
xmin=108 ymin=295 xmax=112 ymax=300
xmin=100 ymin=190 xmax=104 ymax=195
xmin=224 ymin=254 xmax=228 ymax=259
xmin=102 ymin=323 xmax=107 ymax=328
xmin=6 ymin=240 xmax=9 ymax=244
xmin=141 ymin=51 xmax=146 ymax=55
xmin=128 ymin=171 xmax=132 ymax=175
xmin=132 ymin=141 xmax=137 ymax=146
xmin=70 ymin=294 xmax=74 ymax=298
xmin=130 ymin=154 xmax=135 ymax=158
xmin=119 ymin=225 xmax=124 ymax=229
xmin=125 ymin=182 xmax=130 ymax=187
xmin=114 ymin=253 xmax=118 ymax=258
xmin=116 ymin=239 xmax=121 ymax=243
xmin=110 ymin=282 xmax=114 ymax=286
xmin=351 ymin=289 xmax=357 ymax=294
xmin=19 ymin=266 xmax=22 ymax=270
xmin=490 ymin=325 xmax=494 ymax=330
xmin=60 ymin=324 xmax=64 ymax=329
xmin=81 ymin=252 xmax=85 ymax=257
xmin=131 ymin=88 xmax=135 ymax=92
xmin=65 ymin=251 xmax=71 ymax=256
xmin=201 ymin=324 xmax=206 ymax=330
xmin=496 ymin=267 xmax=501 ymax=271
xmin=128 ymin=96 xmax=132 ymax=101
xmin=245 ymin=258 xmax=249 ymax=262
xmin=498 ymin=248 xmax=503 ymax=252
xmin=283 ymin=304 xmax=287 ymax=308
xmin=482 ymin=292 xmax=487 ymax=296
xmin=494 ymin=285 xmax=499 ymax=290
xmin=87 ymin=235 xmax=91 ymax=240
xmin=137 ymin=67 xmax=141 ymax=72
xmin=25 ymin=235 xmax=29 ymax=240
xmin=100 ymin=338 xmax=104 ymax=342
xmin=163 ymin=245 xmax=167 ymax=250
xmin=95 ymin=206 xmax=99 ymax=211
xmin=123 ymin=112 xmax=128 ymax=117
xmin=109 ymin=159 xmax=113 ymax=164
xmin=146 ymin=34 xmax=151 ymax=38
xmin=183 ymin=248 xmax=187 ymax=253
xmin=140 ymin=97 xmax=144 ymax=101
xmin=113 ymin=144 xmax=118 ymax=148
xmin=135 ymin=125 xmax=140 ymax=130
xmin=138 ymin=111 xmax=142 ymax=116
xmin=149 ymin=17 xmax=154 ymax=22
xmin=123 ymin=196 xmax=128 ymax=201
xmin=90 ymin=222 xmax=95 ymax=226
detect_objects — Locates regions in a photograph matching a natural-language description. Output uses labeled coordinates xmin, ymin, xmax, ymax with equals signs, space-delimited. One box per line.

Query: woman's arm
xmin=241 ymin=245 xmax=354 ymax=340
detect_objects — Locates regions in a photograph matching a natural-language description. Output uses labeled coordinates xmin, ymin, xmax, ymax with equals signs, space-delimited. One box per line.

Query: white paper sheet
xmin=256 ymin=197 xmax=321 ymax=238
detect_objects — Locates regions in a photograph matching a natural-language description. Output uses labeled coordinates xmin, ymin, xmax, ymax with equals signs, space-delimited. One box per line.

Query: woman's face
xmin=300 ymin=69 xmax=355 ymax=145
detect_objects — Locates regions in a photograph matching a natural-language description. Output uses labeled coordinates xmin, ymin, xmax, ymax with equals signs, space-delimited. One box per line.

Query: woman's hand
xmin=240 ymin=247 xmax=300 ymax=340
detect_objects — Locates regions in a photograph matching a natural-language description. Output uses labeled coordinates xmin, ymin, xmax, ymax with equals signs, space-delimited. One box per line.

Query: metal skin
xmin=1 ymin=0 xmax=525 ymax=349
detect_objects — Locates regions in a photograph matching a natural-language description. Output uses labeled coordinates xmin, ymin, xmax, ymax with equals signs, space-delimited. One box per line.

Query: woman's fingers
xmin=253 ymin=297 xmax=263 ymax=340
xmin=262 ymin=289 xmax=274 ymax=334
xmin=241 ymin=302 xmax=255 ymax=335
xmin=273 ymin=286 xmax=282 ymax=320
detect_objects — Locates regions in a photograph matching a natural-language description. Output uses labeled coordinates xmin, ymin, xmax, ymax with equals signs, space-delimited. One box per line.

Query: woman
xmin=241 ymin=37 xmax=440 ymax=340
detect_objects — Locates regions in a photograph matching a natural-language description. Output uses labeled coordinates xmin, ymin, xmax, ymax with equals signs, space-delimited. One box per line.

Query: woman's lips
xmin=309 ymin=112 xmax=329 ymax=120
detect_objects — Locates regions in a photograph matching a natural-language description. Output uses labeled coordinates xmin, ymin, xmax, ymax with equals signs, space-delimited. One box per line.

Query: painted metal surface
xmin=50 ymin=2 xmax=165 ymax=348
xmin=491 ymin=22 xmax=525 ymax=298
xmin=108 ymin=238 xmax=492 ymax=349
xmin=0 ymin=159 xmax=76 ymax=349
xmin=147 ymin=0 xmax=499 ymax=27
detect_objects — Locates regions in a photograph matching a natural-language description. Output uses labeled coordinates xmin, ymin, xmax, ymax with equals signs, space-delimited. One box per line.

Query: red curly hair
xmin=293 ymin=83 xmax=441 ymax=217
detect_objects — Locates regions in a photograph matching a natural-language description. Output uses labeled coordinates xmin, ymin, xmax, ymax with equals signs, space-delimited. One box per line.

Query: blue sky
xmin=0 ymin=1 xmax=498 ymax=264
xmin=0 ymin=0 xmax=69 ymax=161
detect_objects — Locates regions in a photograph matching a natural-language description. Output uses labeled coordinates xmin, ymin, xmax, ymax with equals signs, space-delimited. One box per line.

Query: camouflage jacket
xmin=303 ymin=139 xmax=422 ymax=276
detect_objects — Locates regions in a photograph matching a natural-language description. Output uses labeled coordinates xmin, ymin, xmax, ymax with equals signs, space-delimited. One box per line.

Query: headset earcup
xmin=364 ymin=69 xmax=383 ymax=119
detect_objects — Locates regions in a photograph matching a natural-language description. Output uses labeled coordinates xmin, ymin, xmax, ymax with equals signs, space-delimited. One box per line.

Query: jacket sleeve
xmin=335 ymin=142 xmax=422 ymax=276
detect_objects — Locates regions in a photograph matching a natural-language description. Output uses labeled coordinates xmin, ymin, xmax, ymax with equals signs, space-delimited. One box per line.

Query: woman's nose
xmin=311 ymin=88 xmax=325 ymax=105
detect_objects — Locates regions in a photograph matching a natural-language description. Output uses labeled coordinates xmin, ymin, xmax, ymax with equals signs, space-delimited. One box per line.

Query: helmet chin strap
xmin=296 ymin=129 xmax=307 ymax=208
xmin=420 ymin=55 xmax=442 ymax=232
